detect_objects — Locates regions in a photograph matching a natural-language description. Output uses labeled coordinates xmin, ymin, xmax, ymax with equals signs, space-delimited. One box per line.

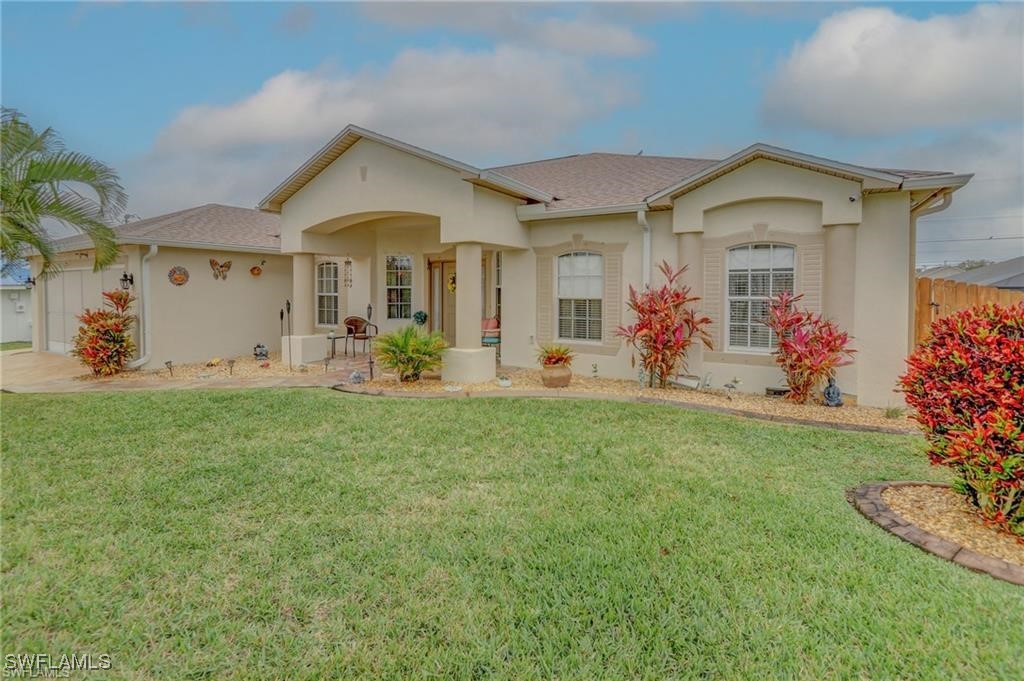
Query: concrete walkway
xmin=1 ymin=350 xmax=372 ymax=394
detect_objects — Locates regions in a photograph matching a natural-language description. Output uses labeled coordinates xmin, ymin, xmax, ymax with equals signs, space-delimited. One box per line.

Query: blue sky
xmin=3 ymin=1 xmax=1022 ymax=265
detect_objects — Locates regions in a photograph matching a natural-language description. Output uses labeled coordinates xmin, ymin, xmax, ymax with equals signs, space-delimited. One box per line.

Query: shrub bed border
xmin=331 ymin=384 xmax=910 ymax=435
xmin=848 ymin=482 xmax=1023 ymax=586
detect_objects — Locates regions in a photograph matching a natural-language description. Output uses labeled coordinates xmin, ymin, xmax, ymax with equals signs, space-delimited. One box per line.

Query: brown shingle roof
xmin=489 ymin=153 xmax=719 ymax=210
xmin=490 ymin=152 xmax=954 ymax=210
xmin=51 ymin=204 xmax=281 ymax=253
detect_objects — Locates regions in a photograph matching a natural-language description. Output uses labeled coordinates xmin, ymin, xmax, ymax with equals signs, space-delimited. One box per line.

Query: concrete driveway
xmin=0 ymin=350 xmax=89 ymax=391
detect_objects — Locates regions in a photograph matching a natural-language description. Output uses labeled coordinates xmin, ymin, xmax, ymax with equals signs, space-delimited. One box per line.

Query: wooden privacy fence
xmin=915 ymin=277 xmax=1024 ymax=344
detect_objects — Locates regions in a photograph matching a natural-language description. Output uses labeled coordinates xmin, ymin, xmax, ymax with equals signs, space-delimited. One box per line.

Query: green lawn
xmin=0 ymin=341 xmax=31 ymax=351
xmin=2 ymin=391 xmax=1021 ymax=679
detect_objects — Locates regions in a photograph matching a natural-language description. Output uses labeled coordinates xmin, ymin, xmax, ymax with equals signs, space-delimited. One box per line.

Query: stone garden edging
xmin=848 ymin=482 xmax=1024 ymax=586
xmin=330 ymin=384 xmax=912 ymax=435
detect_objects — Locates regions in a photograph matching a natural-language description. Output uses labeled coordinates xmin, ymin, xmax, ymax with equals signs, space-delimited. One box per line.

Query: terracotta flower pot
xmin=541 ymin=364 xmax=572 ymax=388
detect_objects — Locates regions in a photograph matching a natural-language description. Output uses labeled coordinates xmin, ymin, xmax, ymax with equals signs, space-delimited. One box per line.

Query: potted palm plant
xmin=537 ymin=344 xmax=574 ymax=388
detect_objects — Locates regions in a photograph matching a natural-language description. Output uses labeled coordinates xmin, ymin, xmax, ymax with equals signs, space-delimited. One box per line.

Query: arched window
xmin=316 ymin=261 xmax=339 ymax=326
xmin=727 ymin=244 xmax=794 ymax=350
xmin=557 ymin=251 xmax=603 ymax=341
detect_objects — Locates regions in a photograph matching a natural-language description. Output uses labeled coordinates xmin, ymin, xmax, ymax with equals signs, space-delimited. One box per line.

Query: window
xmin=557 ymin=252 xmax=602 ymax=341
xmin=727 ymin=244 xmax=794 ymax=351
xmin=386 ymin=255 xmax=412 ymax=319
xmin=316 ymin=261 xmax=339 ymax=326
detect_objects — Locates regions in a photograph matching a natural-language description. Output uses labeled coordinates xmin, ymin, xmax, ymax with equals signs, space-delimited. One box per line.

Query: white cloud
xmin=360 ymin=3 xmax=652 ymax=57
xmin=130 ymin=45 xmax=632 ymax=216
xmin=864 ymin=128 xmax=1024 ymax=265
xmin=763 ymin=5 xmax=1024 ymax=135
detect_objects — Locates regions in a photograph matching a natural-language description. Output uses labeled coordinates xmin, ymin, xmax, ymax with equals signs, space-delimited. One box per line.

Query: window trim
xmin=315 ymin=259 xmax=340 ymax=328
xmin=555 ymin=251 xmax=604 ymax=343
xmin=385 ymin=254 xmax=413 ymax=320
xmin=725 ymin=243 xmax=795 ymax=354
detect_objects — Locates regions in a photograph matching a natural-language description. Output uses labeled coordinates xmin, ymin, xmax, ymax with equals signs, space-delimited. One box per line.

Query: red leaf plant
xmin=764 ymin=291 xmax=855 ymax=404
xmin=617 ymin=261 xmax=712 ymax=388
xmin=71 ymin=290 xmax=138 ymax=376
xmin=899 ymin=302 xmax=1024 ymax=539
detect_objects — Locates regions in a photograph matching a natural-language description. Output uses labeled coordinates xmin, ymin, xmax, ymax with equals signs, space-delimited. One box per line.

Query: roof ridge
xmin=488 ymin=153 xmax=585 ymax=170
xmin=489 ymin=150 xmax=720 ymax=171
xmin=129 ymin=204 xmax=213 ymax=238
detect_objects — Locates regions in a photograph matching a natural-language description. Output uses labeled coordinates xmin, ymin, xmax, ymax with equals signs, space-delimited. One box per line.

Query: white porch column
xmin=442 ymin=242 xmax=495 ymax=383
xmin=823 ymin=224 xmax=858 ymax=395
xmin=283 ymin=253 xmax=326 ymax=364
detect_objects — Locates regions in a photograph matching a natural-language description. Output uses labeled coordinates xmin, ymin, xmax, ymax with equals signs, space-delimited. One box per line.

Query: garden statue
xmin=823 ymin=377 xmax=843 ymax=407
xmin=253 ymin=343 xmax=269 ymax=361
xmin=349 ymin=370 xmax=365 ymax=384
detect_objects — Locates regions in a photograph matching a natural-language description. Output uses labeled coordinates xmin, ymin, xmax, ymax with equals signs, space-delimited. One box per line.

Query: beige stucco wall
xmin=147 ymin=247 xmax=292 ymax=365
xmin=499 ymin=213 xmax=654 ymax=380
xmin=853 ymin=192 xmax=913 ymax=407
xmin=279 ymin=138 xmax=528 ymax=252
xmin=673 ymin=159 xmax=862 ymax=231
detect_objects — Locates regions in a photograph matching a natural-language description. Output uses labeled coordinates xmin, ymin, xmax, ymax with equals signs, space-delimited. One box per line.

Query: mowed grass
xmin=1 ymin=390 xmax=1021 ymax=679
xmin=0 ymin=341 xmax=31 ymax=352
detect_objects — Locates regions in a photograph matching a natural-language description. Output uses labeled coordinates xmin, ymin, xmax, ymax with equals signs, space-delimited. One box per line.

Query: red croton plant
xmin=899 ymin=303 xmax=1024 ymax=539
xmin=617 ymin=261 xmax=712 ymax=388
xmin=764 ymin=291 xmax=855 ymax=404
xmin=71 ymin=290 xmax=137 ymax=376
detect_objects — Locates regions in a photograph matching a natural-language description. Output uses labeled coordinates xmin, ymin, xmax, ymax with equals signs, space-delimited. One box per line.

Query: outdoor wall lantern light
xmin=120 ymin=272 xmax=135 ymax=290
xmin=366 ymin=303 xmax=373 ymax=321
xmin=24 ymin=276 xmax=35 ymax=289
xmin=343 ymin=258 xmax=353 ymax=288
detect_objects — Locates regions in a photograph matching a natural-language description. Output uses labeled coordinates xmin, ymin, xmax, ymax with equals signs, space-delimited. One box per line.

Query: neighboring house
xmin=942 ymin=256 xmax=1024 ymax=292
xmin=916 ymin=265 xmax=965 ymax=280
xmin=257 ymin=125 xmax=972 ymax=407
xmin=1 ymin=261 xmax=33 ymax=343
xmin=28 ymin=204 xmax=291 ymax=364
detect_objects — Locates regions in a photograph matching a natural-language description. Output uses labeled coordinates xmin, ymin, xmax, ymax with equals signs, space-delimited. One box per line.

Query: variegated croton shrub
xmin=764 ymin=291 xmax=855 ymax=404
xmin=900 ymin=302 xmax=1024 ymax=539
xmin=71 ymin=290 xmax=137 ymax=376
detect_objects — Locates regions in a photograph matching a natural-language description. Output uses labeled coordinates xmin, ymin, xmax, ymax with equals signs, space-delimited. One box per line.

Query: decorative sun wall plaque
xmin=209 ymin=259 xmax=232 ymax=280
xmin=167 ymin=266 xmax=189 ymax=286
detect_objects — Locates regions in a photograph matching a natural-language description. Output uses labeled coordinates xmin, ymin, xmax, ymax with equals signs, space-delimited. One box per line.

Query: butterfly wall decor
xmin=210 ymin=259 xmax=232 ymax=280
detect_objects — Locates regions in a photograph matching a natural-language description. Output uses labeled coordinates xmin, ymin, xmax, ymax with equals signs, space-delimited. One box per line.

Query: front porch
xmin=281 ymin=214 xmax=508 ymax=384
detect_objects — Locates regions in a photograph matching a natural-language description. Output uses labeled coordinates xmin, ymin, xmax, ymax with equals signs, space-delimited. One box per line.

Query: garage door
xmin=45 ymin=265 xmax=124 ymax=354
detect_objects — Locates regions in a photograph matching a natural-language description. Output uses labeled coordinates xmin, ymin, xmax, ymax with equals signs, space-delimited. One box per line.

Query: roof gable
xmin=258 ymin=125 xmax=551 ymax=212
xmin=645 ymin=143 xmax=908 ymax=206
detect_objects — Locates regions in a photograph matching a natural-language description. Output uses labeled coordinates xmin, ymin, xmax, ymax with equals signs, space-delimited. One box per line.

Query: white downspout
xmin=127 ymin=244 xmax=158 ymax=369
xmin=637 ymin=208 xmax=651 ymax=288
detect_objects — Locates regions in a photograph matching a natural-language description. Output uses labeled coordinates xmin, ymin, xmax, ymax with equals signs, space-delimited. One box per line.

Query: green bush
xmin=374 ymin=325 xmax=447 ymax=382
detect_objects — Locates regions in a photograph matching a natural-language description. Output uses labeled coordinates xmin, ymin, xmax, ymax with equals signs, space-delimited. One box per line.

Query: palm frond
xmin=0 ymin=107 xmax=127 ymax=273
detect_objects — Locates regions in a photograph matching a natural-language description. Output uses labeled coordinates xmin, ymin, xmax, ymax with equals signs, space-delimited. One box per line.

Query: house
xmin=1 ymin=261 xmax=33 ymax=344
xmin=28 ymin=204 xmax=291 ymax=365
xmin=916 ymin=264 xmax=966 ymax=280
xmin=942 ymin=256 xmax=1024 ymax=292
xmin=256 ymin=125 xmax=972 ymax=407
xmin=28 ymin=125 xmax=972 ymax=406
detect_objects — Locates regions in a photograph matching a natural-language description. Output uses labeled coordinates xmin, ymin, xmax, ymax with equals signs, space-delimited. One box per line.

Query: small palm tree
xmin=1 ymin=108 xmax=127 ymax=275
xmin=374 ymin=325 xmax=448 ymax=382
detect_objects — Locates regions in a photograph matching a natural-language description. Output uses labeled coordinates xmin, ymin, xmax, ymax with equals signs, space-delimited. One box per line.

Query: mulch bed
xmin=849 ymin=482 xmax=1023 ymax=586
xmin=352 ymin=366 xmax=917 ymax=434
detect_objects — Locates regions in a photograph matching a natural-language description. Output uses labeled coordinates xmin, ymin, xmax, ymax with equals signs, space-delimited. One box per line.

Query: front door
xmin=430 ymin=260 xmax=457 ymax=346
